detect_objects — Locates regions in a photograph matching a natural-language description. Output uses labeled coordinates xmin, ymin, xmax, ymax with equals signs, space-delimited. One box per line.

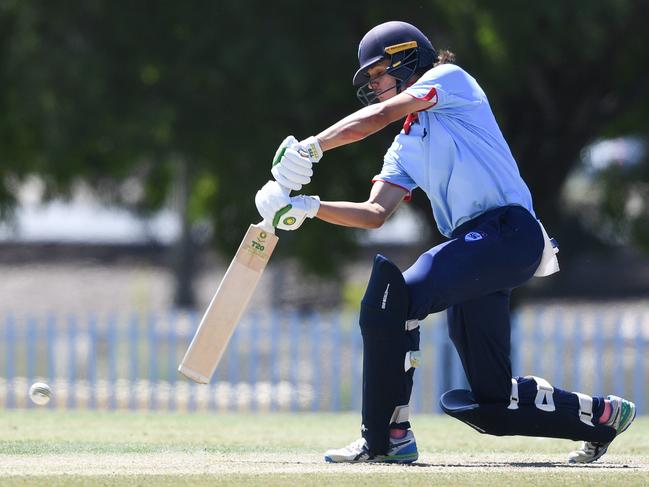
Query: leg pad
xmin=441 ymin=388 xmax=615 ymax=443
xmin=360 ymin=254 xmax=419 ymax=455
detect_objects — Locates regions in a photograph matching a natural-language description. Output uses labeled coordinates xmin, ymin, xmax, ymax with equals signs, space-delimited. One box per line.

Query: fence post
xmin=26 ymin=316 xmax=37 ymax=409
xmin=613 ymin=312 xmax=625 ymax=397
xmin=107 ymin=312 xmax=118 ymax=410
xmin=167 ymin=310 xmax=178 ymax=412
xmin=67 ymin=314 xmax=78 ymax=410
xmin=289 ymin=311 xmax=300 ymax=412
xmin=572 ymin=314 xmax=583 ymax=393
xmin=249 ymin=312 xmax=260 ymax=412
xmin=310 ymin=312 xmax=321 ymax=412
xmin=46 ymin=313 xmax=57 ymax=409
xmin=5 ymin=313 xmax=16 ymax=409
xmin=128 ymin=313 xmax=139 ymax=410
xmin=148 ymin=312 xmax=158 ymax=411
xmin=270 ymin=311 xmax=280 ymax=412
xmin=88 ymin=313 xmax=98 ymax=409
xmin=553 ymin=310 xmax=565 ymax=387
xmin=634 ymin=313 xmax=646 ymax=415
xmin=331 ymin=312 xmax=342 ymax=412
xmin=532 ymin=307 xmax=546 ymax=379
xmin=593 ymin=312 xmax=605 ymax=396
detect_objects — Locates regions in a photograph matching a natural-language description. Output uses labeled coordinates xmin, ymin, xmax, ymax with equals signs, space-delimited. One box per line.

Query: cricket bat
xmin=178 ymin=222 xmax=278 ymax=383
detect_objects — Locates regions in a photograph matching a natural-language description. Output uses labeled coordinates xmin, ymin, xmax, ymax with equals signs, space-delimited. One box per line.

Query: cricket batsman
xmin=254 ymin=21 xmax=635 ymax=464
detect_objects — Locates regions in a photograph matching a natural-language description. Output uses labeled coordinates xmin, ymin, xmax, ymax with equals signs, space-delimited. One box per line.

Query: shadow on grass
xmin=408 ymin=461 xmax=639 ymax=469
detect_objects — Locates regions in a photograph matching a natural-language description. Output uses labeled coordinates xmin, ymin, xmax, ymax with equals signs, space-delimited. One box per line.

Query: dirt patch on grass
xmin=1 ymin=452 xmax=647 ymax=476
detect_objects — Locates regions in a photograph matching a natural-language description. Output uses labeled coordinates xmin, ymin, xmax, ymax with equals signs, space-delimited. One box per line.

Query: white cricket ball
xmin=29 ymin=382 xmax=52 ymax=406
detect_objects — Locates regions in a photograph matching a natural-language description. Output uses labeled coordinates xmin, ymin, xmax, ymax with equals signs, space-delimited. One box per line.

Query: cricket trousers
xmin=403 ymin=205 xmax=543 ymax=404
xmin=361 ymin=205 xmax=612 ymax=451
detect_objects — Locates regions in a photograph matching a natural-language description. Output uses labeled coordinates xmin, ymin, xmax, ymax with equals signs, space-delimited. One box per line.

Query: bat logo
xmin=250 ymin=229 xmax=268 ymax=254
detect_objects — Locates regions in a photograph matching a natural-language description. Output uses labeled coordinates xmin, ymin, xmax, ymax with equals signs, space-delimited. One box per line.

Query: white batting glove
xmin=297 ymin=136 xmax=324 ymax=163
xmin=255 ymin=180 xmax=320 ymax=231
xmin=255 ymin=180 xmax=291 ymax=224
xmin=274 ymin=194 xmax=320 ymax=231
xmin=271 ymin=135 xmax=323 ymax=191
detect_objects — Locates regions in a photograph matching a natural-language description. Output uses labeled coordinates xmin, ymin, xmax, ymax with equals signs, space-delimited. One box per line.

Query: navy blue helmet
xmin=354 ymin=21 xmax=436 ymax=105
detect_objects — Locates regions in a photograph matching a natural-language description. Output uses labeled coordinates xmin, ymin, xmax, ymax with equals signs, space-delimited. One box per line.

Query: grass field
xmin=0 ymin=411 xmax=647 ymax=486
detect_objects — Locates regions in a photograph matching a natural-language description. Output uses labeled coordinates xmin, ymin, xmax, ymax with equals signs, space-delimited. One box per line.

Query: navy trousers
xmin=402 ymin=205 xmax=544 ymax=404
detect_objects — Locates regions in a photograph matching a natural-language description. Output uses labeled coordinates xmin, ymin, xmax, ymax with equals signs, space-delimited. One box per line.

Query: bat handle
xmin=257 ymin=219 xmax=276 ymax=233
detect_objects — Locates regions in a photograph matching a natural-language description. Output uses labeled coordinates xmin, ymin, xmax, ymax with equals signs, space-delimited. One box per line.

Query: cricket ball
xmin=29 ymin=382 xmax=52 ymax=406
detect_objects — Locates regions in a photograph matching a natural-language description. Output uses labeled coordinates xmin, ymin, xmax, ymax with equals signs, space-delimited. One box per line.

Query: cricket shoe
xmin=568 ymin=395 xmax=636 ymax=464
xmin=324 ymin=430 xmax=418 ymax=464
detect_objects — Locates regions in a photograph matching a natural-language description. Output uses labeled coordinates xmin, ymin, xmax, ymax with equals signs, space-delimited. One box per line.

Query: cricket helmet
xmin=354 ymin=21 xmax=437 ymax=105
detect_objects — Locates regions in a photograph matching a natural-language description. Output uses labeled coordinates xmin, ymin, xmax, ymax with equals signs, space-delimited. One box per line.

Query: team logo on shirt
xmin=465 ymin=231 xmax=486 ymax=242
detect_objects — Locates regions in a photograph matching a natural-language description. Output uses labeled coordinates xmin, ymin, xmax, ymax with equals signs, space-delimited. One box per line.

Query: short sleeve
xmin=373 ymin=139 xmax=418 ymax=201
xmin=403 ymin=64 xmax=484 ymax=112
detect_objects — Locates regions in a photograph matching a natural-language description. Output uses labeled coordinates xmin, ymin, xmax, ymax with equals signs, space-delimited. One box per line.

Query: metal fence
xmin=1 ymin=305 xmax=647 ymax=414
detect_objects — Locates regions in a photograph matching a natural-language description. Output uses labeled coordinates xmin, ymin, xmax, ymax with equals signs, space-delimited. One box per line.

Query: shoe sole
xmin=324 ymin=452 xmax=419 ymax=464
xmin=324 ymin=455 xmax=418 ymax=464
xmin=379 ymin=454 xmax=419 ymax=464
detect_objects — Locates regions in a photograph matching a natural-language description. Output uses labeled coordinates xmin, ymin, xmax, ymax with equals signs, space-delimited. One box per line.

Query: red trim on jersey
xmin=404 ymin=87 xmax=438 ymax=104
xmin=371 ymin=179 xmax=412 ymax=202
xmin=403 ymin=88 xmax=438 ymax=134
xmin=421 ymin=86 xmax=438 ymax=102
xmin=402 ymin=113 xmax=418 ymax=134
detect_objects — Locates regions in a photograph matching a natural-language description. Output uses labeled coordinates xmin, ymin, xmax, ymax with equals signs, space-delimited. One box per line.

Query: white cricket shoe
xmin=568 ymin=395 xmax=636 ymax=464
xmin=324 ymin=430 xmax=418 ymax=464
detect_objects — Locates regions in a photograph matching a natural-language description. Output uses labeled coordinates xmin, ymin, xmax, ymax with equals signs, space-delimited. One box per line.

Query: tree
xmin=1 ymin=0 xmax=648 ymax=293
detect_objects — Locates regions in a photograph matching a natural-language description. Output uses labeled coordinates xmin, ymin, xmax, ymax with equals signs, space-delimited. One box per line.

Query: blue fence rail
xmin=1 ymin=306 xmax=647 ymax=413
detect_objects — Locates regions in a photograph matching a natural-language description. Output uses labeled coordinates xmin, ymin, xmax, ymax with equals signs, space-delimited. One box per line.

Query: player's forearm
xmin=316 ymin=104 xmax=394 ymax=151
xmin=315 ymin=200 xmax=387 ymax=229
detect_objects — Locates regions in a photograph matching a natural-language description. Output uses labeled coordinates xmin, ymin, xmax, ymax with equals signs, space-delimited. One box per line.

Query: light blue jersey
xmin=374 ymin=63 xmax=535 ymax=238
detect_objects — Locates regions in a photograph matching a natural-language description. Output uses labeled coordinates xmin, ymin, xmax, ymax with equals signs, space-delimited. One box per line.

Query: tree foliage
xmin=574 ymin=143 xmax=649 ymax=252
xmin=1 ymin=0 xmax=648 ymax=273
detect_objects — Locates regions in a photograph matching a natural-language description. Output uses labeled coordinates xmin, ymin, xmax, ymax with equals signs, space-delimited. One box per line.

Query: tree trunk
xmin=173 ymin=158 xmax=196 ymax=308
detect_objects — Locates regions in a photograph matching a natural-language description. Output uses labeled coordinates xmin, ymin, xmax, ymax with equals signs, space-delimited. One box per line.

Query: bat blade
xmin=178 ymin=223 xmax=278 ymax=383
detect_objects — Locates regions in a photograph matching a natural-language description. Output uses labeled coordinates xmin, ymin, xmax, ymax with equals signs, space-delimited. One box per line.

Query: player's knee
xmin=359 ymin=254 xmax=422 ymax=381
xmin=359 ymin=254 xmax=421 ymax=343
xmin=405 ymin=276 xmax=448 ymax=320
xmin=403 ymin=250 xmax=452 ymax=319
xmin=471 ymin=377 xmax=512 ymax=404
xmin=359 ymin=254 xmax=409 ymax=336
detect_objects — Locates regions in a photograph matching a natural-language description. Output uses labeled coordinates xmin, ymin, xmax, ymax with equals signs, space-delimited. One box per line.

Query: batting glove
xmin=298 ymin=136 xmax=324 ymax=163
xmin=255 ymin=180 xmax=320 ymax=231
xmin=273 ymin=194 xmax=320 ymax=231
xmin=271 ymin=135 xmax=323 ymax=191
xmin=256 ymin=180 xmax=291 ymax=224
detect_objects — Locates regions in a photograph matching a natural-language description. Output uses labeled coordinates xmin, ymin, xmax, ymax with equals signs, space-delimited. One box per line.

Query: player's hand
xmin=271 ymin=135 xmax=323 ymax=191
xmin=256 ymin=180 xmax=291 ymax=223
xmin=255 ymin=180 xmax=320 ymax=231
xmin=273 ymin=194 xmax=320 ymax=230
xmin=297 ymin=136 xmax=324 ymax=163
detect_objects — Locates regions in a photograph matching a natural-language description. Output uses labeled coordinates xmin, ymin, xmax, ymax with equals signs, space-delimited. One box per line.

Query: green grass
xmin=0 ymin=411 xmax=647 ymax=486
